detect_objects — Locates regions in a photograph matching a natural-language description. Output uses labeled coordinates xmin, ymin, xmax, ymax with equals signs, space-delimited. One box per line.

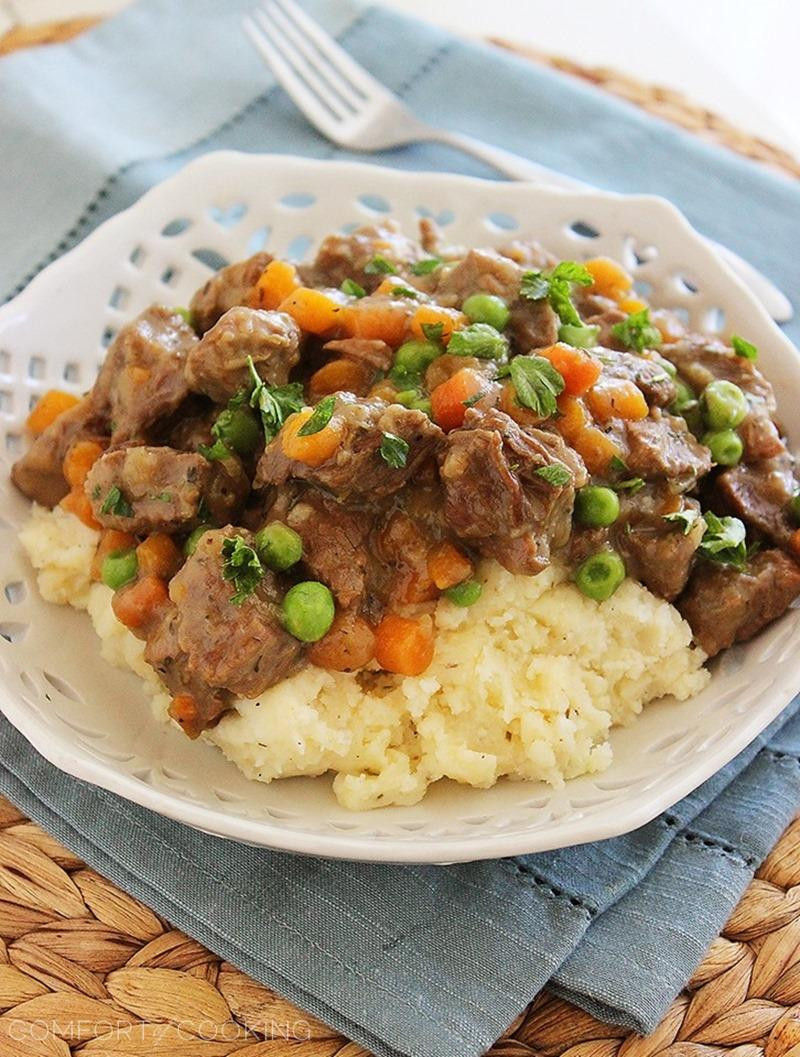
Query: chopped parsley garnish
xmin=198 ymin=438 xmax=232 ymax=462
xmin=410 ymin=257 xmax=442 ymax=276
xmin=448 ymin=323 xmax=508 ymax=361
xmin=364 ymin=255 xmax=397 ymax=276
xmin=379 ymin=432 xmax=409 ymax=469
xmin=100 ymin=485 xmax=133 ymax=518
xmin=340 ymin=278 xmax=366 ymax=298
xmin=173 ymin=306 xmax=194 ymax=327
xmin=297 ymin=395 xmax=336 ymax=436
xmin=388 ymin=364 xmax=422 ymax=389
xmin=421 ymin=322 xmax=445 ymax=344
xmin=663 ymin=508 xmax=702 ymax=535
xmin=247 ymin=357 xmax=304 ymax=441
xmin=610 ymin=455 xmax=629 ymax=474
xmin=697 ymin=512 xmax=747 ymax=568
xmin=221 ymin=535 xmax=264 ymax=606
xmin=391 ymin=285 xmax=419 ymax=299
xmin=732 ymin=335 xmax=758 ymax=361
xmin=535 ymin=464 xmax=572 ymax=486
xmin=611 ymin=308 xmax=662 ymax=352
xmin=91 ymin=484 xmax=102 ymax=500
xmin=613 ymin=477 xmax=645 ymax=494
xmin=462 ymin=390 xmax=486 ymax=408
xmin=521 ymin=260 xmax=593 ymax=327
xmin=509 ymin=355 xmax=565 ymax=418
xmin=152 ymin=491 xmax=173 ymax=503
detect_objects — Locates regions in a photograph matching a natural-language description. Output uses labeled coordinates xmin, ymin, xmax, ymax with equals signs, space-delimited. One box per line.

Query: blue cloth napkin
xmin=1 ymin=3 xmax=800 ymax=1056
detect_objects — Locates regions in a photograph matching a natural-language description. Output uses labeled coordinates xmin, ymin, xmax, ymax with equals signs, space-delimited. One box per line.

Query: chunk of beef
xmin=91 ymin=306 xmax=195 ymax=445
xmin=86 ymin=446 xmax=209 ymax=533
xmin=715 ymin=454 xmax=797 ymax=549
xmin=575 ymin=293 xmax=627 ymax=348
xmin=256 ymin=396 xmax=444 ymax=501
xmin=205 ymin=454 xmax=251 ymax=525
xmin=678 ymin=550 xmax=800 ymax=657
xmin=433 ymin=249 xmax=559 ymax=352
xmin=185 ymin=307 xmax=300 ymax=403
xmin=738 ymin=413 xmax=785 ymax=462
xmin=322 ymin=337 xmax=394 ymax=371
xmin=623 ymin=411 xmax=712 ymax=488
xmin=11 ymin=399 xmax=104 ymax=507
xmin=497 ymin=239 xmax=556 ymax=270
xmin=307 ymin=222 xmax=424 ymax=291
xmin=597 ymin=347 xmax=677 ymax=407
xmin=614 ymin=491 xmax=704 ymax=600
xmin=373 ymin=509 xmax=440 ymax=608
xmin=282 ymin=490 xmax=372 ymax=608
xmin=189 ymin=252 xmax=271 ymax=335
xmin=662 ymin=335 xmax=777 ymax=410
xmin=438 ymin=408 xmax=587 ymax=574
xmin=144 ymin=605 xmax=231 ymax=738
xmin=168 ymin=527 xmax=302 ymax=698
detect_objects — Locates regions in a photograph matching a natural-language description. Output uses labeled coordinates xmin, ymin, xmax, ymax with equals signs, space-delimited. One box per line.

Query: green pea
xmin=557 ymin=323 xmax=600 ymax=349
xmin=670 ymin=378 xmax=696 ymax=414
xmin=393 ymin=340 xmax=440 ymax=375
xmin=462 ymin=293 xmax=511 ymax=331
xmin=283 ymin=581 xmax=335 ymax=642
xmin=701 ymin=379 xmax=748 ymax=430
xmin=789 ymin=492 xmax=800 ymax=523
xmin=184 ymin=524 xmax=212 ymax=556
xmin=213 ymin=406 xmax=261 ymax=457
xmin=101 ymin=549 xmax=138 ymax=591
xmin=394 ymin=389 xmax=419 ymax=407
xmin=575 ymin=486 xmax=620 ymax=528
xmin=703 ymin=428 xmax=743 ymax=466
xmin=255 ymin=522 xmax=303 ymax=571
xmin=444 ymin=579 xmax=483 ymax=607
xmin=575 ymin=550 xmax=626 ymax=602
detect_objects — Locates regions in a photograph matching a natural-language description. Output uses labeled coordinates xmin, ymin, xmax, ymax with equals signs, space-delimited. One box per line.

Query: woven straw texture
xmin=0 ymin=794 xmax=798 ymax=1055
xmin=1 ymin=13 xmax=799 ymax=1056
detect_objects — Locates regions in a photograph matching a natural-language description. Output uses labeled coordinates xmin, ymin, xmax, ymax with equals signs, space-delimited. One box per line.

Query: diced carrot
xmin=169 ymin=693 xmax=200 ymax=734
xmin=247 ymin=260 xmax=300 ymax=310
xmin=60 ymin=489 xmax=101 ymax=530
xmin=63 ymin=439 xmax=105 ymax=490
xmin=112 ymin=575 xmax=169 ymax=630
xmin=92 ymin=529 xmax=137 ymax=581
xmin=308 ymin=611 xmax=376 ymax=671
xmin=651 ymin=308 xmax=686 ymax=345
xmin=538 ymin=343 xmax=602 ymax=396
xmin=342 ymin=299 xmax=410 ymax=346
xmin=788 ymin=529 xmax=800 ymax=561
xmin=619 ymin=297 xmax=648 ymax=314
xmin=572 ymin=426 xmax=623 ymax=476
xmin=137 ymin=533 xmax=182 ymax=580
xmin=410 ymin=304 xmax=466 ymax=344
xmin=555 ymin=393 xmax=590 ymax=442
xmin=499 ymin=383 xmax=544 ymax=427
xmin=278 ymin=287 xmax=346 ymax=335
xmin=26 ymin=390 xmax=80 ymax=436
xmin=374 ymin=614 xmax=435 ymax=677
xmin=427 ymin=541 xmax=473 ymax=590
xmin=584 ymin=257 xmax=634 ymax=301
xmin=308 ymin=359 xmax=373 ymax=401
xmin=430 ymin=368 xmax=485 ymax=431
xmin=280 ymin=408 xmax=342 ymax=466
xmin=586 ymin=380 xmax=649 ymax=422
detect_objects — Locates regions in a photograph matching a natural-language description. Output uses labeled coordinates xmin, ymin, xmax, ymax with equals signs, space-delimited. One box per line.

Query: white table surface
xmin=3 ymin=0 xmax=798 ymax=162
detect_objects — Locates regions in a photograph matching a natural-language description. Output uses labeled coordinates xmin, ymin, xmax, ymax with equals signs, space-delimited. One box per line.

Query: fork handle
xmin=428 ymin=128 xmax=793 ymax=324
xmin=431 ymin=129 xmax=588 ymax=188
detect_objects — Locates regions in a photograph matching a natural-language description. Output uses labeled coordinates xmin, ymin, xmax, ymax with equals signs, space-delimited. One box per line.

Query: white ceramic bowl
xmin=0 ymin=152 xmax=798 ymax=863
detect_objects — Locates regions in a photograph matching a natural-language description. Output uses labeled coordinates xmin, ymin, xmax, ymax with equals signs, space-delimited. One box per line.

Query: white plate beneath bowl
xmin=0 ymin=151 xmax=799 ymax=863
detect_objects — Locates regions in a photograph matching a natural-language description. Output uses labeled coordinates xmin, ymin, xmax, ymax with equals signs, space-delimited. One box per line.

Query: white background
xmin=3 ymin=0 xmax=798 ymax=160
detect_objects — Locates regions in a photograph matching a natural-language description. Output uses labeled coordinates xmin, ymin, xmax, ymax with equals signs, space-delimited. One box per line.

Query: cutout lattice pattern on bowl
xmin=0 ymin=153 xmax=798 ymax=862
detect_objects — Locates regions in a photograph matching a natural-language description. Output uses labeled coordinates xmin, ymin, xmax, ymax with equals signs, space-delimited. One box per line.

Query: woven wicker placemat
xmin=1 ymin=14 xmax=800 ymax=1057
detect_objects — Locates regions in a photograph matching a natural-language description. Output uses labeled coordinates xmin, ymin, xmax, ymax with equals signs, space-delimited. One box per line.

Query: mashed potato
xmin=21 ymin=505 xmax=709 ymax=810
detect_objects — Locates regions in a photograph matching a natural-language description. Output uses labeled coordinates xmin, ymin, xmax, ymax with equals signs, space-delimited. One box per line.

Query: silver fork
xmin=244 ymin=0 xmax=792 ymax=324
